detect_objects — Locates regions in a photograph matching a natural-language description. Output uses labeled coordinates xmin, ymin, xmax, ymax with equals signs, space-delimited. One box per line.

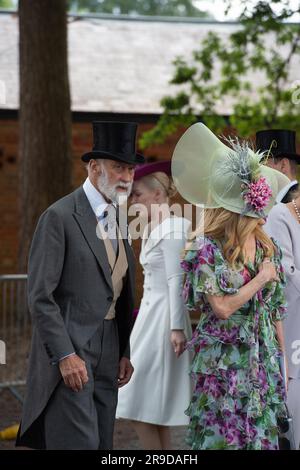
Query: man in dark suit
xmin=256 ymin=129 xmax=299 ymax=203
xmin=16 ymin=122 xmax=144 ymax=449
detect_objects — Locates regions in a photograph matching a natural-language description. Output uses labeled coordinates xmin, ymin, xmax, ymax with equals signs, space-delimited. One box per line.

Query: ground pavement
xmin=0 ymin=388 xmax=188 ymax=450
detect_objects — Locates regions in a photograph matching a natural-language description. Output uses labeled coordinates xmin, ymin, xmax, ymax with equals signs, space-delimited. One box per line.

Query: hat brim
xmin=81 ymin=150 xmax=145 ymax=165
xmin=218 ymin=165 xmax=290 ymax=217
xmin=171 ymin=123 xmax=290 ymax=218
xmin=134 ymin=160 xmax=171 ymax=181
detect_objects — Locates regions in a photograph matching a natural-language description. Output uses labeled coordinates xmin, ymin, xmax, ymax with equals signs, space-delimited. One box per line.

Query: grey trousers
xmin=44 ymin=319 xmax=119 ymax=450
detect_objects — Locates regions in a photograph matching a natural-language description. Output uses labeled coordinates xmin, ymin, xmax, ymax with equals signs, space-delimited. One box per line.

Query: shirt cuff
xmin=59 ymin=352 xmax=76 ymax=361
xmin=51 ymin=352 xmax=76 ymax=366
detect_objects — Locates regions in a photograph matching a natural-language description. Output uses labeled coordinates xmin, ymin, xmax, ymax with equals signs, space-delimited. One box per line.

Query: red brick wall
xmin=0 ymin=120 xmax=19 ymax=273
xmin=0 ymin=119 xmax=182 ymax=277
xmin=2 ymin=119 xmax=299 ymax=315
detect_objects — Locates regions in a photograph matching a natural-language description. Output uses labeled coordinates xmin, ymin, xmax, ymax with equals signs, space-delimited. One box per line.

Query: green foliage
xmin=0 ymin=0 xmax=14 ymax=8
xmin=210 ymin=439 xmax=230 ymax=450
xmin=197 ymin=393 xmax=208 ymax=408
xmin=140 ymin=0 xmax=300 ymax=149
xmin=67 ymin=0 xmax=210 ymax=18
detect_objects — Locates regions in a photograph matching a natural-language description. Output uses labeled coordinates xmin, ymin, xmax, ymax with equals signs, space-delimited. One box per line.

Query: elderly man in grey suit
xmin=16 ymin=121 xmax=145 ymax=450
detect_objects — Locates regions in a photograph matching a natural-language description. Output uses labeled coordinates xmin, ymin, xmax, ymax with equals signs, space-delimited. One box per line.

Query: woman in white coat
xmin=116 ymin=161 xmax=192 ymax=450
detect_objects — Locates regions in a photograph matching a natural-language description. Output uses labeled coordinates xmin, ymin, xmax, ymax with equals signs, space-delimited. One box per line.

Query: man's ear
xmin=281 ymin=158 xmax=291 ymax=172
xmin=90 ymin=159 xmax=101 ymax=174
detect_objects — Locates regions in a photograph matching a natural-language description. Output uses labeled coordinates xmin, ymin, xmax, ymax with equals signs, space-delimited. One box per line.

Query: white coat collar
xmin=142 ymin=217 xmax=190 ymax=254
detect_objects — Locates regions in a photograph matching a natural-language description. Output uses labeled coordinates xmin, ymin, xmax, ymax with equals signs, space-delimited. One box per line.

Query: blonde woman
xmin=116 ymin=161 xmax=192 ymax=450
xmin=171 ymin=123 xmax=290 ymax=450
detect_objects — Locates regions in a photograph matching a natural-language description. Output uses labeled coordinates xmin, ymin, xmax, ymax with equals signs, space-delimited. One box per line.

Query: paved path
xmin=0 ymin=389 xmax=189 ymax=450
xmin=114 ymin=419 xmax=189 ymax=450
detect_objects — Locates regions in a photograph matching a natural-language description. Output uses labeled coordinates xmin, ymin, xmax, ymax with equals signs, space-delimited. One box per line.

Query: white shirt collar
xmin=83 ymin=177 xmax=109 ymax=218
xmin=275 ymin=179 xmax=298 ymax=203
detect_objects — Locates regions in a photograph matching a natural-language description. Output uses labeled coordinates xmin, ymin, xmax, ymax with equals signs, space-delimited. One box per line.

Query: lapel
xmin=143 ymin=218 xmax=170 ymax=256
xmin=116 ymin=206 xmax=134 ymax=265
xmin=113 ymin=230 xmax=128 ymax=278
xmin=72 ymin=186 xmax=113 ymax=291
xmin=117 ymin=206 xmax=135 ymax=286
xmin=97 ymin=222 xmax=116 ymax=272
xmin=142 ymin=217 xmax=191 ymax=258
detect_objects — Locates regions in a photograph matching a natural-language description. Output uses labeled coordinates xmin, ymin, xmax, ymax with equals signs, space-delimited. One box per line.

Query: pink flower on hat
xmin=242 ymin=177 xmax=272 ymax=213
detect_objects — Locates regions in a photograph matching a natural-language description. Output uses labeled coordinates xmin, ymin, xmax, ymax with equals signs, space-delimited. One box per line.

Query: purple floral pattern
xmin=182 ymin=236 xmax=287 ymax=450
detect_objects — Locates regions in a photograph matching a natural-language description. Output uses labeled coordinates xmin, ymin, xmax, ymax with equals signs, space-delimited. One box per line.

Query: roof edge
xmin=1 ymin=9 xmax=298 ymax=25
xmin=0 ymin=108 xmax=230 ymax=122
xmin=0 ymin=9 xmax=238 ymax=25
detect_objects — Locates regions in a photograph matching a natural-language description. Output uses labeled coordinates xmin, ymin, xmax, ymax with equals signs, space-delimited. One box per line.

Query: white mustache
xmin=116 ymin=183 xmax=131 ymax=189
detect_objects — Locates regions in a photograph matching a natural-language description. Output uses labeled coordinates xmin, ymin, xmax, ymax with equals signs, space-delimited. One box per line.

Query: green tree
xmin=140 ymin=0 xmax=300 ymax=148
xmin=0 ymin=0 xmax=14 ymax=8
xmin=68 ymin=0 xmax=210 ymax=18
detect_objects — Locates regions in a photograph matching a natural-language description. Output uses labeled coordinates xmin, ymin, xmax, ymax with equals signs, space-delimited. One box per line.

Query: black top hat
xmin=81 ymin=121 xmax=145 ymax=164
xmin=256 ymin=129 xmax=300 ymax=163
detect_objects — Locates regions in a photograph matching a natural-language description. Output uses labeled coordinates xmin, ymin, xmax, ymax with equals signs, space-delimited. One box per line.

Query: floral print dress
xmin=181 ymin=236 xmax=287 ymax=450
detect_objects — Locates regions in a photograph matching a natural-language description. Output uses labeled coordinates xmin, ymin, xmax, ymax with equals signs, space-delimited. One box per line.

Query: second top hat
xmin=256 ymin=129 xmax=300 ymax=162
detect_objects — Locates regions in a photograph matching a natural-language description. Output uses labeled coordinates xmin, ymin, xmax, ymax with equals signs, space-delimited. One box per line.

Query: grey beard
xmin=97 ymin=171 xmax=132 ymax=204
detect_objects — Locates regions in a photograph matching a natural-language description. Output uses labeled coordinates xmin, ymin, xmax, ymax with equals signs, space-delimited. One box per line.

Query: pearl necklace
xmin=292 ymin=199 xmax=300 ymax=223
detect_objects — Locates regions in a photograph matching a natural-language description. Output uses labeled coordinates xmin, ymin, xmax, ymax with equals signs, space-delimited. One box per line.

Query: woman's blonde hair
xmin=188 ymin=207 xmax=275 ymax=267
xmin=141 ymin=171 xmax=177 ymax=199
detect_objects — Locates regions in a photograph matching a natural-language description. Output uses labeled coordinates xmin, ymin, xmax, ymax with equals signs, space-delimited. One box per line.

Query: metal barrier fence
xmin=0 ymin=275 xmax=30 ymax=402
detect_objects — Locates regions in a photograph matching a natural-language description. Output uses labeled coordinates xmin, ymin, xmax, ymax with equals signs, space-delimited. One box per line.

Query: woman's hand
xmin=170 ymin=330 xmax=187 ymax=357
xmin=257 ymin=258 xmax=279 ymax=284
xmin=118 ymin=357 xmax=134 ymax=388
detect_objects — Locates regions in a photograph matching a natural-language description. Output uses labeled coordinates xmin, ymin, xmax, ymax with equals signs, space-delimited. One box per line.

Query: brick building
xmin=0 ymin=12 xmax=299 ymax=307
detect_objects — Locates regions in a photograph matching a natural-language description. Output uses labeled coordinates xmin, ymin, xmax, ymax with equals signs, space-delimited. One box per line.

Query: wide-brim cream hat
xmin=171 ymin=123 xmax=290 ymax=218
